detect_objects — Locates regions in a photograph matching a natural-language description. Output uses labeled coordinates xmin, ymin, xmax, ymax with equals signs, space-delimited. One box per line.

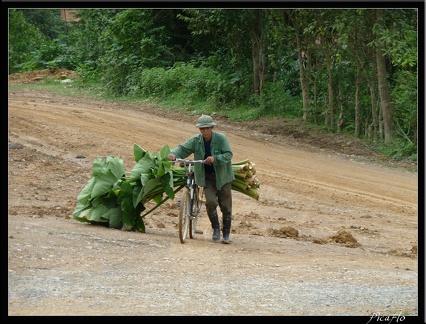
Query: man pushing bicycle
xmin=168 ymin=114 xmax=235 ymax=244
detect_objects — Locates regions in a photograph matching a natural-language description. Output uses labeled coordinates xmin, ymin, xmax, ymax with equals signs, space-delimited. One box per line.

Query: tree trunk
xmin=375 ymin=9 xmax=395 ymax=144
xmin=313 ymin=69 xmax=318 ymax=124
xmin=326 ymin=57 xmax=334 ymax=127
xmin=251 ymin=10 xmax=264 ymax=97
xmin=354 ymin=63 xmax=361 ymax=138
xmin=288 ymin=9 xmax=310 ymax=122
xmin=368 ymin=61 xmax=378 ymax=142
xmin=295 ymin=31 xmax=310 ymax=121
xmin=337 ymin=83 xmax=344 ymax=132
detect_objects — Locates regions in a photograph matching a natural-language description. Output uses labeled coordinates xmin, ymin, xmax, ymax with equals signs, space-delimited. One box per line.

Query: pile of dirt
xmin=8 ymin=68 xmax=78 ymax=85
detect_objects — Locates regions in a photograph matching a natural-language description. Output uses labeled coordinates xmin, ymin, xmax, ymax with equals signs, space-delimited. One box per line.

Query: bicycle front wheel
xmin=178 ymin=187 xmax=191 ymax=243
xmin=189 ymin=186 xmax=201 ymax=239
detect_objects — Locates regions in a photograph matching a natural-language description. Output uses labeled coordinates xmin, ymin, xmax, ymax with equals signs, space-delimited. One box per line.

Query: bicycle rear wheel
xmin=189 ymin=186 xmax=201 ymax=239
xmin=178 ymin=187 xmax=190 ymax=243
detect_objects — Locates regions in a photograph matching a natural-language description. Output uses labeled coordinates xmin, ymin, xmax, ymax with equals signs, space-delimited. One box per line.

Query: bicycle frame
xmin=175 ymin=158 xmax=205 ymax=243
xmin=186 ymin=162 xmax=196 ymax=215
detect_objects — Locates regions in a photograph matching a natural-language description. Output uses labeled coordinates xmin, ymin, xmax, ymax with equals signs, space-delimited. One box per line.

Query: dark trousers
xmin=204 ymin=173 xmax=232 ymax=218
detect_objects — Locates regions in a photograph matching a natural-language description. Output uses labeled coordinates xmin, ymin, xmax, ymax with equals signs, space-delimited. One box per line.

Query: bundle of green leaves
xmin=72 ymin=144 xmax=260 ymax=232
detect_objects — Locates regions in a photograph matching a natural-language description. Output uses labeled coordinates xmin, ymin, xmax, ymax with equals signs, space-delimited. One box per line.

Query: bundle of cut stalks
xmin=231 ymin=159 xmax=260 ymax=200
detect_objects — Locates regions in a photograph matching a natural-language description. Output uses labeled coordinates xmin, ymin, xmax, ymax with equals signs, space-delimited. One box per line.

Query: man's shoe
xmin=222 ymin=214 xmax=231 ymax=244
xmin=221 ymin=234 xmax=230 ymax=244
xmin=212 ymin=228 xmax=220 ymax=241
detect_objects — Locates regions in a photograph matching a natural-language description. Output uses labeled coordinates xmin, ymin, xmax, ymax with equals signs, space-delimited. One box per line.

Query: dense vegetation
xmin=8 ymin=8 xmax=419 ymax=161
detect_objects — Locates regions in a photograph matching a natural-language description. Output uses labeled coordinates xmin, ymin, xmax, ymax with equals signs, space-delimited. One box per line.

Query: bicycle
xmin=174 ymin=158 xmax=205 ymax=243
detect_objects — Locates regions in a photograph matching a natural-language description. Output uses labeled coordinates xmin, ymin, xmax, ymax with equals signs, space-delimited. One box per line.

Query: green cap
xmin=196 ymin=114 xmax=216 ymax=128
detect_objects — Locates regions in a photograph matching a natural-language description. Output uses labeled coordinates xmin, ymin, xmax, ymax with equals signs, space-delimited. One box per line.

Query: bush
xmin=374 ymin=138 xmax=417 ymax=161
xmin=256 ymin=81 xmax=302 ymax=117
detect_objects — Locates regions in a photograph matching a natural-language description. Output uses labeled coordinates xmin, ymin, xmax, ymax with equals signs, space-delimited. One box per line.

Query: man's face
xmin=199 ymin=127 xmax=213 ymax=140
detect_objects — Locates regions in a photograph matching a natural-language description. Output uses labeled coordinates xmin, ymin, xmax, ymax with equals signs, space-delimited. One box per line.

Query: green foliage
xmin=8 ymin=9 xmax=47 ymax=73
xmin=256 ymin=81 xmax=303 ymax=118
xmin=227 ymin=105 xmax=263 ymax=121
xmin=73 ymin=144 xmax=179 ymax=231
xmin=73 ymin=144 xmax=261 ymax=231
xmin=74 ymin=64 xmax=100 ymax=84
xmin=160 ymin=90 xmax=215 ymax=115
xmin=9 ymin=9 xmax=76 ymax=73
xmin=8 ymin=8 xmax=418 ymax=161
xmin=18 ymin=9 xmax=65 ymax=40
xmin=28 ymin=39 xmax=76 ymax=71
xmin=82 ymin=9 xmax=196 ymax=95
xmin=391 ymin=70 xmax=417 ymax=146
xmin=373 ymin=139 xmax=417 ymax=161
xmin=66 ymin=10 xmax=117 ymax=83
xmin=377 ymin=9 xmax=418 ymax=69
xmin=125 ymin=62 xmax=242 ymax=108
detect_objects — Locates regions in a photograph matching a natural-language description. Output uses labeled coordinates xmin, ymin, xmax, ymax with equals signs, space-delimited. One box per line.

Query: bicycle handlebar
xmin=174 ymin=158 xmax=206 ymax=164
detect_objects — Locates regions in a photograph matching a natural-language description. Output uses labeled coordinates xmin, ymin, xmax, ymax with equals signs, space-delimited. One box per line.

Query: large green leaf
xmin=141 ymin=177 xmax=162 ymax=203
xmin=119 ymin=181 xmax=134 ymax=195
xmin=140 ymin=173 xmax=151 ymax=187
xmin=133 ymin=143 xmax=148 ymax=162
xmin=106 ymin=156 xmax=126 ymax=179
xmin=76 ymin=176 xmax=96 ymax=205
xmin=151 ymin=192 xmax=164 ymax=205
xmin=132 ymin=183 xmax=143 ymax=208
xmin=89 ymin=195 xmax=103 ymax=208
xmin=112 ymin=179 xmax=124 ymax=191
xmin=75 ymin=204 xmax=111 ymax=223
xmin=108 ymin=206 xmax=124 ymax=229
xmin=72 ymin=202 xmax=91 ymax=219
xmin=91 ymin=157 xmax=108 ymax=177
xmin=91 ymin=171 xmax=120 ymax=199
xmin=160 ymin=144 xmax=171 ymax=160
xmin=119 ymin=190 xmax=139 ymax=231
xmin=100 ymin=192 xmax=119 ymax=208
xmin=102 ymin=206 xmax=122 ymax=223
xmin=155 ymin=161 xmax=167 ymax=177
xmin=132 ymin=202 xmax=147 ymax=232
xmin=129 ymin=155 xmax=155 ymax=182
xmin=160 ymin=171 xmax=175 ymax=200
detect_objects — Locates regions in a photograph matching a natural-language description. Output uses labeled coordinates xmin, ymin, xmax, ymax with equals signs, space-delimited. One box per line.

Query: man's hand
xmin=168 ymin=154 xmax=176 ymax=161
xmin=204 ymin=156 xmax=214 ymax=164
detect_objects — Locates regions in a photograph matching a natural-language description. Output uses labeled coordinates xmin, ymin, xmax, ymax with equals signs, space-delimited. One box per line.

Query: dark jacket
xmin=170 ymin=132 xmax=234 ymax=190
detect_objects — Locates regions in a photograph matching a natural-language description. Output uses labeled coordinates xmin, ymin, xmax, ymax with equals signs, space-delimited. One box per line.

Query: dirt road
xmin=8 ymin=87 xmax=418 ymax=316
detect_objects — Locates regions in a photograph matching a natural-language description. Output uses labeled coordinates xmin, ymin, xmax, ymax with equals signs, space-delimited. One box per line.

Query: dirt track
xmin=8 ymin=87 xmax=418 ymax=316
